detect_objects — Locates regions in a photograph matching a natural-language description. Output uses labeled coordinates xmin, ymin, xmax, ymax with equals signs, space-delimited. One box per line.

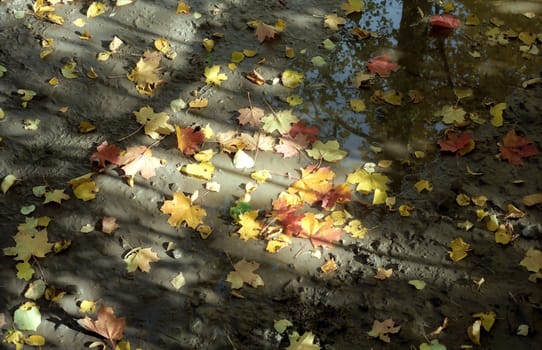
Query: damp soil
xmin=1 ymin=1 xmax=542 ymax=349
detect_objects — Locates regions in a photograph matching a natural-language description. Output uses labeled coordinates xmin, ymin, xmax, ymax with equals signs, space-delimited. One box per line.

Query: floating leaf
xmin=226 ymin=259 xmax=264 ymax=289
xmin=448 ymin=237 xmax=470 ymax=262
xmin=124 ymin=247 xmax=160 ymax=273
xmin=204 ymin=65 xmax=227 ymax=85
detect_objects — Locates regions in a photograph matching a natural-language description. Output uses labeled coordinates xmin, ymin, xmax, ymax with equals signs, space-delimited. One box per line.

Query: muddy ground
xmin=1 ymin=0 xmax=541 ymax=349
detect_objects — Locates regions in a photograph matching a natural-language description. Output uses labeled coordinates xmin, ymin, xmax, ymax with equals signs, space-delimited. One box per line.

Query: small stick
xmin=115 ymin=125 xmax=144 ymax=142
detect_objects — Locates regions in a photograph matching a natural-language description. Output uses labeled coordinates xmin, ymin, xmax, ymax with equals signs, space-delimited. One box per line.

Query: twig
xmin=226 ymin=334 xmax=237 ymax=350
xmin=32 ymin=256 xmax=47 ymax=283
xmin=115 ymin=125 xmax=144 ymax=142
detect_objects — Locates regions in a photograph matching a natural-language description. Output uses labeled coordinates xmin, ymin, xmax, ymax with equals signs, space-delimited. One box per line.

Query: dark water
xmin=286 ymin=0 xmax=541 ymax=172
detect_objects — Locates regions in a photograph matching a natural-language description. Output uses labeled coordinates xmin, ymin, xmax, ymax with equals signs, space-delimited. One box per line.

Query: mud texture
xmin=1 ymin=1 xmax=541 ymax=349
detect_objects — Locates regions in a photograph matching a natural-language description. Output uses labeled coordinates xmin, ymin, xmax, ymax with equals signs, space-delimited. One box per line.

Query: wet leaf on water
xmin=43 ymin=189 xmax=70 ymax=204
xmin=102 ymin=217 xmax=119 ymax=234
xmin=176 ymin=2 xmax=191 ymax=14
xmin=281 ymin=69 xmax=305 ymax=88
xmin=374 ymin=267 xmax=393 ymax=280
xmin=274 ymin=319 xmax=294 ymax=334
xmin=80 ymin=300 xmax=97 ymax=314
xmin=438 ymin=131 xmax=475 ymax=155
xmin=522 ymin=193 xmax=542 ymax=206
xmin=16 ymin=261 xmax=35 ymax=281
xmin=134 ymin=106 xmax=175 ymax=140
xmin=127 ymin=50 xmax=162 ymax=95
xmin=307 ymin=140 xmax=347 ymax=162
xmin=419 ymin=339 xmax=447 ymax=350
xmin=170 ymin=272 xmax=186 ymax=290
xmin=341 ymin=0 xmax=365 ymax=15
xmin=324 ymin=14 xmax=345 ymax=31
xmin=408 ymin=279 xmax=426 ymax=290
xmin=429 ymin=14 xmax=460 ymax=29
xmin=367 ymin=55 xmax=399 ymax=77
xmin=434 ymin=105 xmax=467 ymax=126
xmin=498 ymin=129 xmax=539 ymax=165
xmin=4 ymin=229 xmax=53 ymax=262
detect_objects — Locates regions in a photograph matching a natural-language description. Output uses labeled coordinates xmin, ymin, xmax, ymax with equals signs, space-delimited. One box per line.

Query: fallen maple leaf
xmin=237 ymin=210 xmax=262 ymax=240
xmin=78 ymin=305 xmax=125 ymax=349
xmin=286 ymin=331 xmax=320 ymax=350
xmin=101 ymin=216 xmax=119 ymax=234
xmin=134 ymin=106 xmax=174 ymax=139
xmin=430 ymin=14 xmax=461 ymax=29
xmin=176 ymin=125 xmax=205 ymax=156
xmin=320 ymin=183 xmax=352 ymax=210
xmin=161 ymin=192 xmax=206 ymax=229
xmin=499 ymin=129 xmax=539 ymax=165
xmin=226 ymin=259 xmax=264 ymax=289
xmin=374 ymin=267 xmax=393 ymax=280
xmin=288 ymin=166 xmax=334 ymax=205
xmin=127 ymin=50 xmax=162 ymax=95
xmin=438 ymin=131 xmax=475 ymax=155
xmin=448 ymin=237 xmax=470 ymax=262
xmin=43 ymin=189 xmax=70 ymax=204
xmin=367 ymin=55 xmax=399 ymax=77
xmin=3 ymin=230 xmax=53 ymax=262
xmin=324 ymin=14 xmax=346 ymax=31
xmin=261 ymin=110 xmax=299 ymax=134
xmin=91 ymin=141 xmax=121 ymax=168
xmin=368 ymin=319 xmax=401 ymax=343
xmin=299 ymin=213 xmax=342 ymax=248
xmin=124 ymin=247 xmax=160 ymax=272
xmin=289 ymin=121 xmax=319 ymax=143
xmin=275 ymin=135 xmax=309 ymax=158
xmin=341 ymin=0 xmax=365 ymax=15
xmin=204 ymin=65 xmax=227 ymax=85
xmin=307 ymin=140 xmax=347 ymax=162
xmin=119 ymin=146 xmax=162 ymax=182
xmin=255 ymin=22 xmax=279 ymax=43
xmin=237 ymin=106 xmax=265 ymax=127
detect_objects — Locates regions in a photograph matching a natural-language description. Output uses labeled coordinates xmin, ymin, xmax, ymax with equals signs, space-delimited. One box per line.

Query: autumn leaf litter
xmin=0 ymin=0 xmax=542 ymax=349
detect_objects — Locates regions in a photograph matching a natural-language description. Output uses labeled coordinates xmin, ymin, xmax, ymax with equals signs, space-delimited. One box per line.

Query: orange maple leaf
xmin=299 ymin=213 xmax=342 ymax=248
xmin=161 ymin=192 xmax=206 ymax=229
xmin=176 ymin=125 xmax=204 ymax=156
xmin=78 ymin=306 xmax=126 ymax=349
xmin=288 ymin=166 xmax=334 ymax=205
xmin=320 ymin=183 xmax=352 ymax=210
xmin=437 ymin=131 xmax=474 ymax=154
xmin=90 ymin=141 xmax=121 ymax=168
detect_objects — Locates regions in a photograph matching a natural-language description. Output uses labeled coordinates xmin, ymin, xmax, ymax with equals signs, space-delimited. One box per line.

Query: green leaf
xmin=261 ymin=110 xmax=299 ymax=134
xmin=14 ymin=302 xmax=41 ymax=331
xmin=420 ymin=339 xmax=447 ymax=350
xmin=307 ymin=140 xmax=347 ymax=162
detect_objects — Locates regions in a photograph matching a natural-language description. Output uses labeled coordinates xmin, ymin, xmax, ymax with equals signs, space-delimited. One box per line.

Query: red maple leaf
xmin=271 ymin=195 xmax=303 ymax=236
xmin=176 ymin=125 xmax=204 ymax=156
xmin=255 ymin=22 xmax=278 ymax=43
xmin=275 ymin=134 xmax=309 ymax=158
xmin=429 ymin=14 xmax=460 ymax=29
xmin=320 ymin=183 xmax=352 ymax=210
xmin=91 ymin=141 xmax=121 ymax=168
xmin=437 ymin=131 xmax=473 ymax=153
xmin=119 ymin=145 xmax=162 ymax=180
xmin=367 ymin=55 xmax=399 ymax=77
xmin=289 ymin=121 xmax=319 ymax=143
xmin=499 ymin=129 xmax=539 ymax=165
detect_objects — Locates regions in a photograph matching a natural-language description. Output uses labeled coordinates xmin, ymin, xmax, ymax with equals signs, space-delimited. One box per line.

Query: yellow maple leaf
xmin=324 ymin=14 xmax=346 ymax=31
xmin=16 ymin=261 xmax=35 ymax=281
xmin=414 ymin=179 xmax=432 ymax=193
xmin=87 ymin=2 xmax=108 ymax=18
xmin=204 ymin=65 xmax=228 ymax=85
xmin=43 ymin=189 xmax=70 ymax=204
xmin=265 ymin=234 xmax=292 ymax=253
xmin=133 ymin=106 xmax=174 ymax=139
xmin=3 ymin=229 xmax=53 ymax=262
xmin=341 ymin=0 xmax=365 ymax=15
xmin=181 ymin=161 xmax=215 ymax=180
xmin=127 ymin=50 xmax=162 ymax=95
xmin=307 ymin=140 xmax=347 ymax=162
xmin=347 ymin=168 xmax=390 ymax=194
xmin=124 ymin=247 xmax=160 ymax=272
xmin=281 ymin=69 xmax=304 ymax=88
xmin=288 ymin=167 xmax=334 ymax=205
xmin=73 ymin=180 xmax=99 ymax=201
xmin=344 ymin=219 xmax=367 ymax=238
xmin=520 ymin=248 xmax=542 ymax=272
xmin=472 ymin=311 xmax=496 ymax=332
xmin=161 ymin=192 xmax=206 ymax=229
xmin=80 ymin=300 xmax=97 ymax=314
xmin=237 ymin=210 xmax=262 ymax=240
xmin=448 ymin=237 xmax=470 ymax=262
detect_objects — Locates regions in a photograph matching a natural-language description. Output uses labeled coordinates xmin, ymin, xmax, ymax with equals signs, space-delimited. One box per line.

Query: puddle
xmin=281 ymin=0 xmax=541 ymax=175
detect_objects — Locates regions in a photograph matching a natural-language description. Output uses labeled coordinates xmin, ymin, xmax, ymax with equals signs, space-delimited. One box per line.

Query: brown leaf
xmin=237 ymin=106 xmax=265 ymax=127
xmin=78 ymin=306 xmax=125 ymax=346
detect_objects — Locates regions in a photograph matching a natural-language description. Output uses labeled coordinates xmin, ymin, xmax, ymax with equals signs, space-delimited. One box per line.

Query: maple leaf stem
xmin=32 ymin=256 xmax=48 ymax=283
xmin=262 ymin=98 xmax=278 ymax=118
xmin=115 ymin=124 xmax=144 ymax=142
